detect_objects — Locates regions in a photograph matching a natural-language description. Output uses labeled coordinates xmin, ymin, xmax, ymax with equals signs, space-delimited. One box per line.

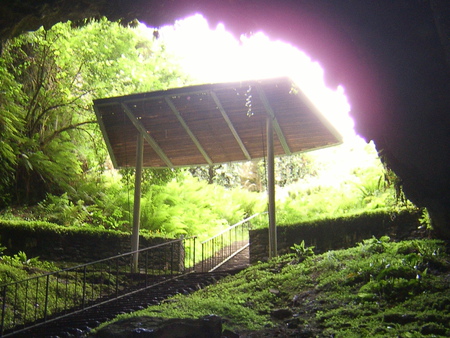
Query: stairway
xmin=2 ymin=225 xmax=252 ymax=337
xmin=8 ymin=270 xmax=242 ymax=337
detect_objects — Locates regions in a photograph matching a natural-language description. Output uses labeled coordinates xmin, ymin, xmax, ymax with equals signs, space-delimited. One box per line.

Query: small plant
xmin=290 ymin=240 xmax=315 ymax=260
xmin=419 ymin=208 xmax=432 ymax=230
xmin=359 ymin=235 xmax=390 ymax=254
xmin=12 ymin=251 xmax=40 ymax=266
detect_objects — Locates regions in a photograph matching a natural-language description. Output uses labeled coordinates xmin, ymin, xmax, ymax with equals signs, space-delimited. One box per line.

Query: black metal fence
xmin=200 ymin=214 xmax=260 ymax=272
xmin=0 ymin=213 xmax=260 ymax=336
xmin=0 ymin=237 xmax=196 ymax=336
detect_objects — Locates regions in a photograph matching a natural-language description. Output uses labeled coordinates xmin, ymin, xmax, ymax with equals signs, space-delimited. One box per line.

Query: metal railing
xmin=201 ymin=213 xmax=260 ymax=272
xmin=0 ymin=237 xmax=196 ymax=336
xmin=0 ymin=213 xmax=261 ymax=335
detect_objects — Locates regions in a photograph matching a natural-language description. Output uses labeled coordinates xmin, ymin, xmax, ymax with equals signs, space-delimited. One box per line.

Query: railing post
xmin=64 ymin=271 xmax=69 ymax=313
xmin=34 ymin=278 xmax=39 ymax=321
xmin=145 ymin=250 xmax=149 ymax=287
xmin=13 ymin=283 xmax=18 ymax=328
xmin=115 ymin=258 xmax=120 ymax=298
xmin=193 ymin=237 xmax=196 ymax=272
xmin=24 ymin=280 xmax=29 ymax=323
xmin=44 ymin=275 xmax=50 ymax=321
xmin=202 ymin=242 xmax=205 ymax=273
xmin=1 ymin=285 xmax=7 ymax=335
xmin=170 ymin=243 xmax=174 ymax=276
xmin=82 ymin=266 xmax=87 ymax=309
xmin=179 ymin=236 xmax=185 ymax=273
xmin=229 ymin=228 xmax=232 ymax=257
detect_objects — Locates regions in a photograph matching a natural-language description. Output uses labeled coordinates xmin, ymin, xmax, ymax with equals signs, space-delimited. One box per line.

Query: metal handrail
xmin=200 ymin=213 xmax=261 ymax=244
xmin=0 ymin=214 xmax=260 ymax=335
xmin=200 ymin=213 xmax=261 ymax=272
xmin=0 ymin=237 xmax=197 ymax=336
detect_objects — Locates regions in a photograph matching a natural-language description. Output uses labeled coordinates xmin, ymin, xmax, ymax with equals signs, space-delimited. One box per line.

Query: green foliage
xmin=189 ymin=153 xmax=317 ymax=192
xmin=0 ymin=19 xmax=188 ymax=207
xmin=0 ymin=260 xmax=109 ymax=331
xmin=268 ymin=157 xmax=407 ymax=228
xmin=0 ymin=16 xmax=417 ymax=264
xmin=96 ymin=238 xmax=449 ymax=336
xmin=263 ymin=153 xmax=318 ymax=188
xmin=290 ymin=240 xmax=315 ymax=260
xmin=0 ymin=219 xmax=132 ymax=242
xmin=9 ymin=251 xmax=41 ymax=267
xmin=189 ymin=164 xmax=242 ymax=188
xmin=6 ymin=171 xmax=263 ymax=238
xmin=419 ymin=208 xmax=432 ymax=230
xmin=138 ymin=175 xmax=264 ymax=239
xmin=36 ymin=193 xmax=90 ymax=227
xmin=358 ymin=235 xmax=391 ymax=254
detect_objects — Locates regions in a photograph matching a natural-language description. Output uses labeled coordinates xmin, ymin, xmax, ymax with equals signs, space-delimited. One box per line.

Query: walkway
xmin=214 ymin=245 xmax=250 ymax=272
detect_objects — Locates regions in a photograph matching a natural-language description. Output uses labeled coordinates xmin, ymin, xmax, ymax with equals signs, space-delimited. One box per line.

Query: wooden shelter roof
xmin=93 ymin=77 xmax=342 ymax=169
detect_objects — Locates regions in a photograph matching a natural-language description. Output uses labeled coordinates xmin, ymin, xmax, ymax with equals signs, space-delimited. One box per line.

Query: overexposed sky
xmin=142 ymin=14 xmax=355 ymax=141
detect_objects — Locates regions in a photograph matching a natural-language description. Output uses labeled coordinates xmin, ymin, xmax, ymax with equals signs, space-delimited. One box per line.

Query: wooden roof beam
xmin=256 ymin=86 xmax=292 ymax=155
xmin=165 ymin=96 xmax=214 ymax=166
xmin=93 ymin=105 xmax=119 ymax=168
xmin=121 ymin=103 xmax=174 ymax=168
xmin=210 ymin=91 xmax=252 ymax=161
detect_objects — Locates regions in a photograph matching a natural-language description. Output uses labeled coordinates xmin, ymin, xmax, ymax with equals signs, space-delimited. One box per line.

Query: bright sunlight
xmin=140 ymin=14 xmax=379 ymax=186
xmin=141 ymin=14 xmax=354 ymax=141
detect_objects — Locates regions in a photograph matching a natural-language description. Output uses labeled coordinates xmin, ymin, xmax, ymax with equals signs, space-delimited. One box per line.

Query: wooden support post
xmin=131 ymin=134 xmax=144 ymax=272
xmin=267 ymin=116 xmax=277 ymax=258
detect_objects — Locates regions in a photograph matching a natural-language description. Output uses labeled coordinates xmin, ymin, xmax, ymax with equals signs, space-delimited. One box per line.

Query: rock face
xmin=1 ymin=0 xmax=449 ymax=237
xmin=93 ymin=315 xmax=223 ymax=338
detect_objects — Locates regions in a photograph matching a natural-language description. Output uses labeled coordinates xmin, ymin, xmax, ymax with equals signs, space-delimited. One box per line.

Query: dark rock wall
xmin=1 ymin=0 xmax=449 ymax=237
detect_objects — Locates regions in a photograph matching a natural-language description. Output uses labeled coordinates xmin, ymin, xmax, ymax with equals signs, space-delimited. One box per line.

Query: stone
xmin=270 ymin=308 xmax=292 ymax=320
xmin=221 ymin=329 xmax=239 ymax=338
xmin=92 ymin=315 xmax=222 ymax=338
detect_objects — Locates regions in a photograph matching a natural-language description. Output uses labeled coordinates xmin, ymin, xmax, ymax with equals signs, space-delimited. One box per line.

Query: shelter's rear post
xmin=131 ymin=134 xmax=144 ymax=272
xmin=267 ymin=115 xmax=277 ymax=258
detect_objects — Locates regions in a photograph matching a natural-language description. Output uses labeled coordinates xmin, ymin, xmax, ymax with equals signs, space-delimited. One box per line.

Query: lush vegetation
xmin=0 ymin=16 xmax=410 ymax=241
xmin=1 ymin=17 xmax=446 ymax=337
xmin=0 ymin=18 xmax=187 ymax=207
xmin=0 ymin=246 xmax=125 ymax=331
xmin=94 ymin=237 xmax=450 ymax=337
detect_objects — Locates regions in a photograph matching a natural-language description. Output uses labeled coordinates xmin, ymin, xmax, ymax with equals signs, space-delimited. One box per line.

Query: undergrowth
xmin=93 ymin=237 xmax=450 ymax=337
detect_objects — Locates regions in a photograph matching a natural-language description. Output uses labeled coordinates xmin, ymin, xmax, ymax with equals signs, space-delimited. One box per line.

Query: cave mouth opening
xmin=143 ymin=13 xmax=356 ymax=143
xmin=138 ymin=14 xmax=385 ymax=192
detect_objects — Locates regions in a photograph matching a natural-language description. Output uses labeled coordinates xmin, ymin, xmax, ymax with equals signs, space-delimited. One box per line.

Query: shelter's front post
xmin=131 ymin=134 xmax=144 ymax=272
xmin=267 ymin=116 xmax=277 ymax=258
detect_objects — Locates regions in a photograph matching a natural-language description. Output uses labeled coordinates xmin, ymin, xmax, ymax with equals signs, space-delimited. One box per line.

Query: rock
xmin=270 ymin=308 xmax=292 ymax=320
xmin=92 ymin=315 xmax=222 ymax=338
xmin=268 ymin=288 xmax=280 ymax=296
xmin=285 ymin=317 xmax=301 ymax=328
xmin=221 ymin=329 xmax=239 ymax=337
xmin=421 ymin=323 xmax=447 ymax=336
xmin=383 ymin=313 xmax=416 ymax=325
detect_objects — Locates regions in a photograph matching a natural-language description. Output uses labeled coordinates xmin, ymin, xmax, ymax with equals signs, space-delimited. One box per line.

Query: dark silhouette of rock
xmin=93 ymin=315 xmax=222 ymax=337
xmin=270 ymin=308 xmax=293 ymax=320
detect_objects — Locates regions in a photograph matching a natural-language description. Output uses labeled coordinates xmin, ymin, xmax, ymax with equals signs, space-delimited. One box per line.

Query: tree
xmin=0 ymin=19 xmax=188 ymax=207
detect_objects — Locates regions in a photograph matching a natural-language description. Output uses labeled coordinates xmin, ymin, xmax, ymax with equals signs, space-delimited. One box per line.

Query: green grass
xmin=93 ymin=237 xmax=450 ymax=336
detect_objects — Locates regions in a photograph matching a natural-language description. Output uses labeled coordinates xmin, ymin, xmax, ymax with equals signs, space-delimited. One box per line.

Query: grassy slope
xmin=93 ymin=237 xmax=450 ymax=337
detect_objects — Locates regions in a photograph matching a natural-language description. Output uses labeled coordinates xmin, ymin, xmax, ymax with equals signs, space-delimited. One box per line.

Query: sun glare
xmin=144 ymin=14 xmax=356 ymax=141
